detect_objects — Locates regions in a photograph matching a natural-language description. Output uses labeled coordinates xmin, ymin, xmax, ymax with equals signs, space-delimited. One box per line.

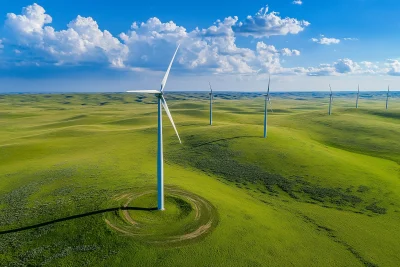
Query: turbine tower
xmin=127 ymin=45 xmax=181 ymax=211
xmin=356 ymin=85 xmax=360 ymax=108
xmin=328 ymin=85 xmax=333 ymax=115
xmin=386 ymin=85 xmax=390 ymax=110
xmin=209 ymin=82 xmax=213 ymax=125
xmin=264 ymin=75 xmax=272 ymax=138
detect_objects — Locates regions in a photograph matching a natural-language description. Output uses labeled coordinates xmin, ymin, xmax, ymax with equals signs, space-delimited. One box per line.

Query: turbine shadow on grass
xmin=0 ymin=206 xmax=157 ymax=235
xmin=190 ymin=136 xmax=262 ymax=148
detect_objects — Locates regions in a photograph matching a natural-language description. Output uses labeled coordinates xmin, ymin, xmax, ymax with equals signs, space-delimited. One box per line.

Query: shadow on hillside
xmin=0 ymin=206 xmax=157 ymax=235
xmin=191 ymin=136 xmax=262 ymax=148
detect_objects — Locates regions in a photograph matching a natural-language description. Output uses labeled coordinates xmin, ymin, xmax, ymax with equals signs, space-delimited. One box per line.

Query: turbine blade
xmin=126 ymin=90 xmax=160 ymax=94
xmin=160 ymin=44 xmax=180 ymax=92
xmin=209 ymin=82 xmax=212 ymax=93
xmin=267 ymin=75 xmax=271 ymax=95
xmin=160 ymin=96 xmax=181 ymax=144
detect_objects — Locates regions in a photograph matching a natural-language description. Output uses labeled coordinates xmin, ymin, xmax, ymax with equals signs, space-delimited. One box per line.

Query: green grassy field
xmin=0 ymin=92 xmax=399 ymax=266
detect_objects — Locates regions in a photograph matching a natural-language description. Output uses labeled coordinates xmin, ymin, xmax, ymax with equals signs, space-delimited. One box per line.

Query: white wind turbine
xmin=386 ymin=85 xmax=390 ymax=110
xmin=209 ymin=82 xmax=213 ymax=125
xmin=328 ymin=85 xmax=333 ymax=115
xmin=356 ymin=85 xmax=360 ymax=108
xmin=127 ymin=45 xmax=181 ymax=211
xmin=264 ymin=75 xmax=273 ymax=138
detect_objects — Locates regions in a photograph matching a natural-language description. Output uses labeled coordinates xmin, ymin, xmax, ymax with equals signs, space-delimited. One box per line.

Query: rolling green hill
xmin=0 ymin=93 xmax=399 ymax=266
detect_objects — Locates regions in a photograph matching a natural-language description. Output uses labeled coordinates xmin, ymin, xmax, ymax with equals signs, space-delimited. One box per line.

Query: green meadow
xmin=0 ymin=92 xmax=399 ymax=266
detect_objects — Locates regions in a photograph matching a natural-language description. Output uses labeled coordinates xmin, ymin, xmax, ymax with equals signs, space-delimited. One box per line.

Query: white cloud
xmin=307 ymin=64 xmax=336 ymax=76
xmin=386 ymin=59 xmax=400 ymax=76
xmin=305 ymin=59 xmax=388 ymax=76
xmin=120 ymin=16 xmax=257 ymax=74
xmin=361 ymin=61 xmax=373 ymax=68
xmin=232 ymin=6 xmax=310 ymax=38
xmin=1 ymin=3 xmax=396 ymax=79
xmin=312 ymin=36 xmax=358 ymax=45
xmin=5 ymin=3 xmax=128 ymax=67
xmin=281 ymin=48 xmax=300 ymax=56
xmin=199 ymin=17 xmax=238 ymax=37
xmin=5 ymin=3 xmax=52 ymax=40
xmin=120 ymin=15 xmax=306 ymax=75
xmin=292 ymin=0 xmax=303 ymax=5
xmin=360 ymin=61 xmax=380 ymax=74
xmin=319 ymin=37 xmax=340 ymax=45
xmin=311 ymin=36 xmax=340 ymax=45
xmin=334 ymin=58 xmax=360 ymax=73
xmin=255 ymin=42 xmax=284 ymax=74
xmin=3 ymin=4 xmax=310 ymax=75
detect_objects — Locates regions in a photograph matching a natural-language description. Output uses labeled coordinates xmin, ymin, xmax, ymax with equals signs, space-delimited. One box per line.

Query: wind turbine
xmin=127 ymin=45 xmax=181 ymax=211
xmin=264 ymin=75 xmax=272 ymax=138
xmin=356 ymin=85 xmax=360 ymax=108
xmin=328 ymin=85 xmax=333 ymax=115
xmin=209 ymin=82 xmax=213 ymax=125
xmin=386 ymin=85 xmax=390 ymax=110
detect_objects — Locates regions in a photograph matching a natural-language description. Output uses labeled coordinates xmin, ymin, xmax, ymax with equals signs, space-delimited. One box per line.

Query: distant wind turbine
xmin=328 ymin=85 xmax=333 ymax=115
xmin=264 ymin=75 xmax=273 ymax=138
xmin=127 ymin=45 xmax=181 ymax=211
xmin=209 ymin=82 xmax=213 ymax=125
xmin=356 ymin=85 xmax=360 ymax=108
xmin=386 ymin=85 xmax=390 ymax=110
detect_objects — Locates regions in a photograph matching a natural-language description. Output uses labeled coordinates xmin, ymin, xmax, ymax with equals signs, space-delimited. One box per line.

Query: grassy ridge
xmin=0 ymin=93 xmax=399 ymax=266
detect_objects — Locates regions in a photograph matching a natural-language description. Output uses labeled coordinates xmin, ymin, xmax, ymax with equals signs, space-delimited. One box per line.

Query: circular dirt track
xmin=104 ymin=186 xmax=218 ymax=246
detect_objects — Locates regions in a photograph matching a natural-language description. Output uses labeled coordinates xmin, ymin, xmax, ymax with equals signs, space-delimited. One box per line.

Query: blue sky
xmin=0 ymin=0 xmax=399 ymax=92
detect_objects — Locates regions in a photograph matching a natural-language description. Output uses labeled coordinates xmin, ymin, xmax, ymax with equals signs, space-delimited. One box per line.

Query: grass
xmin=0 ymin=92 xmax=399 ymax=266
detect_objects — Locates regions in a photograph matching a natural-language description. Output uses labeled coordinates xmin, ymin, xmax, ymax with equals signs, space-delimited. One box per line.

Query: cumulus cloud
xmin=361 ymin=61 xmax=373 ymax=68
xmin=281 ymin=48 xmax=300 ymax=56
xmin=119 ymin=16 xmax=257 ymax=74
xmin=198 ymin=17 xmax=238 ymax=38
xmin=311 ymin=36 xmax=340 ymax=45
xmin=305 ymin=58 xmax=388 ymax=76
xmin=307 ymin=64 xmax=336 ymax=76
xmin=232 ymin=6 xmax=310 ymax=38
xmin=0 ymin=3 xmax=393 ymax=78
xmin=334 ymin=58 xmax=360 ymax=73
xmin=255 ymin=42 xmax=284 ymax=73
xmin=359 ymin=61 xmax=380 ymax=74
xmin=119 ymin=14 xmax=307 ymax=75
xmin=292 ymin=0 xmax=303 ymax=5
xmin=5 ymin=3 xmax=52 ymax=40
xmin=2 ymin=4 xmax=311 ymax=75
xmin=386 ymin=59 xmax=400 ymax=76
xmin=4 ymin=3 xmax=128 ymax=67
